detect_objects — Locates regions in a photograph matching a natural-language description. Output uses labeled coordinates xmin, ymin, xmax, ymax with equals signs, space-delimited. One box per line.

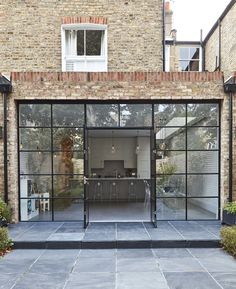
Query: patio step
xmin=13 ymin=239 xmax=220 ymax=249
xmin=9 ymin=221 xmax=222 ymax=249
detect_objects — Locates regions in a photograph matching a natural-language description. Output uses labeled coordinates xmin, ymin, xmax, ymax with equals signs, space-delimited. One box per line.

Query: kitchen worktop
xmin=87 ymin=178 xmax=145 ymax=181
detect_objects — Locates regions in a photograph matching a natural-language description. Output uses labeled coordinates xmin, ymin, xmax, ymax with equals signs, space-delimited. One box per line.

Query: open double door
xmin=83 ymin=128 xmax=157 ymax=228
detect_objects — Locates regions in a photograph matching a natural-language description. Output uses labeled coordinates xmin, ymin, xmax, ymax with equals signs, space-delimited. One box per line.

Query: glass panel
xmin=53 ymin=175 xmax=84 ymax=198
xmin=189 ymin=60 xmax=199 ymax=71
xmin=187 ymin=127 xmax=218 ymax=150
xmin=20 ymin=152 xmax=51 ymax=174
xmin=86 ymin=30 xmax=103 ymax=56
xmin=187 ymin=198 xmax=218 ymax=220
xmin=187 ymin=103 xmax=218 ymax=126
xmin=20 ymin=128 xmax=51 ymax=151
xmin=19 ymin=104 xmax=51 ymax=127
xmin=156 ymin=127 xmax=186 ymax=150
xmin=53 ymin=104 xmax=84 ymax=127
xmin=20 ymin=198 xmax=52 ymax=221
xmin=120 ymin=104 xmax=152 ymax=127
xmin=53 ymin=151 xmax=84 ymax=174
xmin=86 ymin=104 xmax=119 ymax=127
xmin=53 ymin=128 xmax=83 ymax=151
xmin=187 ymin=151 xmax=218 ymax=173
xmin=154 ymin=104 xmax=186 ymax=127
xmin=179 ymin=48 xmax=189 ymax=59
xmin=187 ymin=175 xmax=218 ymax=197
xmin=157 ymin=198 xmax=186 ymax=220
xmin=77 ymin=30 xmax=84 ymax=55
xmin=179 ymin=60 xmax=190 ymax=71
xmin=157 ymin=174 xmax=185 ymax=197
xmin=53 ymin=199 xmax=84 ymax=221
xmin=190 ymin=48 xmax=199 ymax=59
xmin=156 ymin=151 xmax=186 ymax=174
xmin=20 ymin=175 xmax=52 ymax=198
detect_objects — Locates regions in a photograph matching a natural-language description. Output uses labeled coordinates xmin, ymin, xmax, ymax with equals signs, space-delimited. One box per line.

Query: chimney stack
xmin=165 ymin=1 xmax=173 ymax=37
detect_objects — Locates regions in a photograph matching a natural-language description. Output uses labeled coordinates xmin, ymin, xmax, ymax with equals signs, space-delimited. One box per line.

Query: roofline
xmin=203 ymin=0 xmax=236 ymax=44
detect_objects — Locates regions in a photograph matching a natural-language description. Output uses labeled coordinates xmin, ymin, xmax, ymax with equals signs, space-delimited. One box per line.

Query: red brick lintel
xmin=62 ymin=16 xmax=107 ymax=25
xmin=10 ymin=72 xmax=223 ymax=83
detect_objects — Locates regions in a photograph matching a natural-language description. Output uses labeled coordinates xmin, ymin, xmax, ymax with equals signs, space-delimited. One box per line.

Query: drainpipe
xmin=3 ymin=92 xmax=8 ymax=204
xmin=218 ymin=19 xmax=222 ymax=71
xmin=224 ymin=76 xmax=236 ymax=202
xmin=0 ymin=75 xmax=12 ymax=204
xmin=162 ymin=0 xmax=166 ymax=71
xmin=228 ymin=92 xmax=233 ymax=202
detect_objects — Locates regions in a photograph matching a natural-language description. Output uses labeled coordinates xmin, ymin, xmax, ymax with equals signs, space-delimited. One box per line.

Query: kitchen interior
xmin=87 ymin=129 xmax=151 ymax=221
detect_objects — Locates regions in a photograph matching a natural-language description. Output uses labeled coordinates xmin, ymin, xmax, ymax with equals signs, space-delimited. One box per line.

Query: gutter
xmin=223 ymin=76 xmax=236 ymax=202
xmin=0 ymin=75 xmax=12 ymax=204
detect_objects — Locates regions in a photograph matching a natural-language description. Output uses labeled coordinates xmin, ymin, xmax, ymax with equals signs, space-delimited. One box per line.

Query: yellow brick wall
xmin=0 ymin=0 xmax=163 ymax=74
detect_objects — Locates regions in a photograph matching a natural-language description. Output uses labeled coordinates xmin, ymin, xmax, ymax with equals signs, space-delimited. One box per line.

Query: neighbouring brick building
xmin=0 ymin=0 xmax=235 ymax=226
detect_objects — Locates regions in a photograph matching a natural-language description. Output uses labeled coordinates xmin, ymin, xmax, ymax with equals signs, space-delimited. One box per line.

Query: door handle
xmin=84 ymin=176 xmax=88 ymax=185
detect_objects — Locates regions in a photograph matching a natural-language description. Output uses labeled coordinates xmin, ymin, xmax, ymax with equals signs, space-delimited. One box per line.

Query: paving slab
xmin=164 ymin=272 xmax=222 ymax=289
xmin=65 ymin=272 xmax=115 ymax=289
xmin=212 ymin=272 xmax=236 ymax=289
xmin=0 ymin=248 xmax=235 ymax=289
xmin=73 ymin=257 xmax=116 ymax=273
xmin=9 ymin=221 xmax=222 ymax=249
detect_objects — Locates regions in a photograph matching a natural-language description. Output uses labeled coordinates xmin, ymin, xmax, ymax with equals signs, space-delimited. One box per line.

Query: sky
xmin=171 ymin=0 xmax=232 ymax=40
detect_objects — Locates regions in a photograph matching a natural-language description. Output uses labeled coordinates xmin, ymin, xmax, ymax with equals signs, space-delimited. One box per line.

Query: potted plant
xmin=222 ymin=201 xmax=236 ymax=225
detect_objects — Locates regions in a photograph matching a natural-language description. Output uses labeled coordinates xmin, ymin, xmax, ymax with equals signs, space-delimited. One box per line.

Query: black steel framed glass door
xmin=150 ymin=128 xmax=157 ymax=227
xmin=84 ymin=127 xmax=90 ymax=228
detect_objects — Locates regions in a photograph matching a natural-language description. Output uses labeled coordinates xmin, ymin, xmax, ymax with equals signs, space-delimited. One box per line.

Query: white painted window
xmin=178 ymin=46 xmax=202 ymax=72
xmin=62 ymin=24 xmax=107 ymax=72
xmin=165 ymin=45 xmax=170 ymax=72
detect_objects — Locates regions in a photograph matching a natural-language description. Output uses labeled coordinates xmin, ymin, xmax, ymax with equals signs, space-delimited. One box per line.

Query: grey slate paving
xmin=117 ymin=258 xmax=160 ymax=272
xmin=9 ymin=221 xmax=222 ymax=245
xmin=73 ymin=257 xmax=116 ymax=273
xmin=65 ymin=272 xmax=115 ymax=289
xmin=153 ymin=248 xmax=192 ymax=258
xmin=117 ymin=248 xmax=154 ymax=259
xmin=79 ymin=249 xmax=116 ymax=258
xmin=11 ymin=273 xmax=68 ymax=289
xmin=164 ymin=272 xmax=222 ymax=289
xmin=117 ymin=272 xmax=169 ymax=289
xmin=212 ymin=272 xmax=236 ymax=289
xmin=157 ymin=257 xmax=205 ymax=272
xmin=198 ymin=256 xmax=236 ymax=272
xmin=29 ymin=258 xmax=76 ymax=274
xmin=0 ymin=274 xmax=19 ymax=289
xmin=0 ymin=248 xmax=236 ymax=289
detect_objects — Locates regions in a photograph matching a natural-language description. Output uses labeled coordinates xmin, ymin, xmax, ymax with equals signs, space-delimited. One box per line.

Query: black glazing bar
xmin=218 ymin=103 xmax=221 ymax=220
xmin=51 ymin=104 xmax=54 ymax=221
xmin=17 ymin=104 xmax=21 ymax=220
xmin=185 ymin=104 xmax=188 ymax=220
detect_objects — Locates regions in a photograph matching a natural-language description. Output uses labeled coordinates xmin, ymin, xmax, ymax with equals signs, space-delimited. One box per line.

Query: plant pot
xmin=222 ymin=210 xmax=236 ymax=225
xmin=0 ymin=218 xmax=8 ymax=227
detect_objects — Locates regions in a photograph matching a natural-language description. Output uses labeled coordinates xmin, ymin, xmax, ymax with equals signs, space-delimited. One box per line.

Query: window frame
xmin=178 ymin=46 xmax=202 ymax=72
xmin=61 ymin=23 xmax=108 ymax=72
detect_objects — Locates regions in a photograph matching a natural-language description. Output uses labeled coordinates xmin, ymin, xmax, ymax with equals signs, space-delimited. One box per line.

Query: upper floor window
xmin=62 ymin=24 xmax=107 ymax=72
xmin=179 ymin=47 xmax=201 ymax=72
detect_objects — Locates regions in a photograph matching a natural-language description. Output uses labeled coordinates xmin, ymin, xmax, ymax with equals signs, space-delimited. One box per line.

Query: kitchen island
xmin=87 ymin=178 xmax=150 ymax=201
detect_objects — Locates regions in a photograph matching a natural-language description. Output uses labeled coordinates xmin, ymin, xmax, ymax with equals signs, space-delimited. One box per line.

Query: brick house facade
xmin=0 ymin=0 xmax=235 ymax=224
